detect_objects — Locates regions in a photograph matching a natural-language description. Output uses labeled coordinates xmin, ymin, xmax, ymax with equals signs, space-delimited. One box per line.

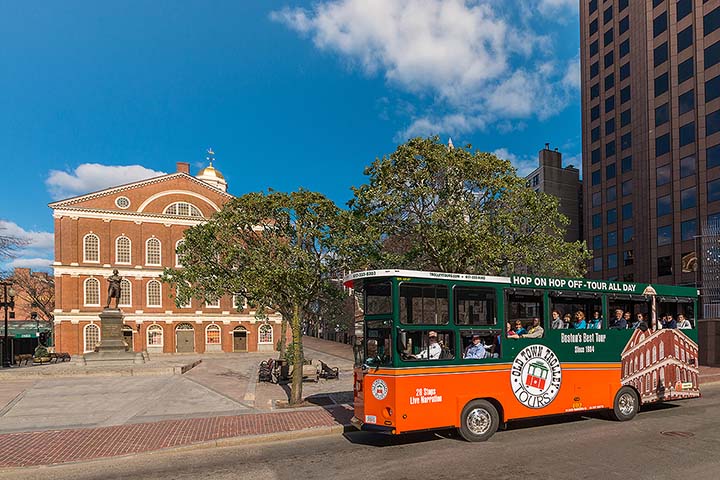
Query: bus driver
xmin=412 ymin=331 xmax=442 ymax=360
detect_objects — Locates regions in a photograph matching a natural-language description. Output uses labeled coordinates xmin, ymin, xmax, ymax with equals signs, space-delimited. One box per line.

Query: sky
xmin=0 ymin=0 xmax=581 ymax=271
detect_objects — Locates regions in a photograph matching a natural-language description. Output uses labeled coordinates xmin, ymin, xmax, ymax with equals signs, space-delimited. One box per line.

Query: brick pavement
xmin=0 ymin=406 xmax=353 ymax=468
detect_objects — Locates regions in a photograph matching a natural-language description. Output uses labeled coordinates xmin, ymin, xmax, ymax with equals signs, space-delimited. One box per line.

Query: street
xmin=4 ymin=382 xmax=720 ymax=480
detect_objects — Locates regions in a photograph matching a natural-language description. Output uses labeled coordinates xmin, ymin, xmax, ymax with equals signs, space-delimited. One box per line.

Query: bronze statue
xmin=105 ymin=269 xmax=122 ymax=309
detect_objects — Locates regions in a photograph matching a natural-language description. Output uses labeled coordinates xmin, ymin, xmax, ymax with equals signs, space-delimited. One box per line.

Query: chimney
xmin=176 ymin=162 xmax=190 ymax=174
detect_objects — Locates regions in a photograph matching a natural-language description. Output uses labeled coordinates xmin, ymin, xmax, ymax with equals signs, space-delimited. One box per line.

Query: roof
xmin=48 ymin=172 xmax=233 ymax=209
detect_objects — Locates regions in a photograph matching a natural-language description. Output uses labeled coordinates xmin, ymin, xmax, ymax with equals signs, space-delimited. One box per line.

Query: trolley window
xmin=455 ymin=286 xmax=496 ymax=326
xmin=400 ymin=283 xmax=449 ymax=324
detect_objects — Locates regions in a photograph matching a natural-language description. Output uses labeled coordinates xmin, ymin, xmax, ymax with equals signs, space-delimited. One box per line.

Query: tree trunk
xmin=278 ymin=317 xmax=288 ymax=358
xmin=289 ymin=304 xmax=304 ymax=405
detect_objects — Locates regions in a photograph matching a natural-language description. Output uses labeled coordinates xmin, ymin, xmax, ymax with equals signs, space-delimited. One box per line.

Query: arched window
xmin=258 ymin=324 xmax=273 ymax=344
xmin=146 ymin=238 xmax=161 ymax=265
xmin=147 ymin=324 xmax=163 ymax=346
xmin=659 ymin=341 xmax=665 ymax=357
xmin=119 ymin=279 xmax=132 ymax=307
xmin=205 ymin=324 xmax=221 ymax=344
xmin=115 ymin=236 xmax=131 ymax=264
xmin=147 ymin=280 xmax=162 ymax=307
xmin=646 ymin=350 xmax=650 ymax=366
xmin=84 ymin=323 xmax=100 ymax=352
xmin=83 ymin=234 xmax=100 ymax=263
xmin=84 ymin=278 xmax=100 ymax=306
xmin=176 ymin=286 xmax=192 ymax=308
xmin=164 ymin=202 xmax=203 ymax=217
xmin=652 ymin=346 xmax=657 ymax=363
xmin=175 ymin=239 xmax=184 ymax=267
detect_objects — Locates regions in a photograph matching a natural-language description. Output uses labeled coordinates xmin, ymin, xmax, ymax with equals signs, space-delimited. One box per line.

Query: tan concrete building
xmin=525 ymin=144 xmax=583 ymax=243
xmin=49 ymin=161 xmax=281 ymax=356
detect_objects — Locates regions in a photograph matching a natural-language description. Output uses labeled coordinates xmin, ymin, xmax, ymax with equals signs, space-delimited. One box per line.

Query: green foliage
xmin=336 ymin=136 xmax=590 ymax=277
xmin=162 ymin=189 xmax=343 ymax=404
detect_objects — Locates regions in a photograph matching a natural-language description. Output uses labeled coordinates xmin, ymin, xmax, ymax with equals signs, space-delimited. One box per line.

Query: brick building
xmin=49 ymin=160 xmax=282 ymax=355
xmin=621 ymin=327 xmax=699 ymax=402
xmin=4 ymin=267 xmax=53 ymax=321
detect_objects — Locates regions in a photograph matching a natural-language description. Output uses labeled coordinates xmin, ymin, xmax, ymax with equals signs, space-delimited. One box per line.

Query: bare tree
xmin=0 ymin=221 xmax=29 ymax=261
xmin=10 ymin=269 xmax=55 ymax=321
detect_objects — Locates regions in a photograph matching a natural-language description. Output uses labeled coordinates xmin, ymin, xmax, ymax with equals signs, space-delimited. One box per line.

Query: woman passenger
xmin=514 ymin=320 xmax=527 ymax=336
xmin=574 ymin=311 xmax=587 ymax=329
xmin=588 ymin=311 xmax=603 ymax=329
xmin=507 ymin=322 xmax=519 ymax=339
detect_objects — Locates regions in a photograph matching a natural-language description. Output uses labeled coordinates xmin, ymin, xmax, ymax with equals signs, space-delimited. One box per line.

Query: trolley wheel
xmin=609 ymin=386 xmax=639 ymax=422
xmin=458 ymin=399 xmax=499 ymax=442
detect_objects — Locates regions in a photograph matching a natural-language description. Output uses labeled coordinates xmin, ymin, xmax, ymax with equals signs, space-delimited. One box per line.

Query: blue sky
xmin=0 ymin=0 xmax=581 ymax=271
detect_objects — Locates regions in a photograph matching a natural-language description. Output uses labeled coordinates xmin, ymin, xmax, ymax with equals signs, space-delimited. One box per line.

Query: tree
xmin=0 ymin=221 xmax=28 ymax=261
xmin=10 ymin=269 xmax=55 ymax=321
xmin=338 ymin=136 xmax=590 ymax=277
xmin=162 ymin=189 xmax=342 ymax=405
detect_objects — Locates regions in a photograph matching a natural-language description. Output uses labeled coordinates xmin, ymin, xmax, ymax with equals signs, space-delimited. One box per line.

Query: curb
xmin=0 ymin=424 xmax=348 ymax=471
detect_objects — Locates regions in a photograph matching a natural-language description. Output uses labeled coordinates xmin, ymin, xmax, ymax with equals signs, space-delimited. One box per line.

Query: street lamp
xmin=1 ymin=281 xmax=16 ymax=368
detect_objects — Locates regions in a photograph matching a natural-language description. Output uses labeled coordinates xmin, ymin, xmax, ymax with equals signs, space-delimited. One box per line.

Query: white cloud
xmin=6 ymin=258 xmax=53 ymax=270
xmin=272 ymin=0 xmax=579 ymax=138
xmin=46 ymin=163 xmax=166 ymax=200
xmin=537 ymin=0 xmax=578 ymax=18
xmin=492 ymin=147 xmax=537 ymax=177
xmin=0 ymin=221 xmax=53 ymax=250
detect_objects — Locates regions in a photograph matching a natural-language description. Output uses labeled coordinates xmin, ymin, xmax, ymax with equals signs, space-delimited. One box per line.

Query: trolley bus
xmin=344 ymin=269 xmax=701 ymax=441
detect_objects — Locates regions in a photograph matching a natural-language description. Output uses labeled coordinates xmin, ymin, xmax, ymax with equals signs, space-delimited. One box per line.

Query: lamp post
xmin=1 ymin=281 xmax=16 ymax=368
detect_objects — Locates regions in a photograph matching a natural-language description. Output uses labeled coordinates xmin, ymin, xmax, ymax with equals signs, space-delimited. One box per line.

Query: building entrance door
xmin=176 ymin=323 xmax=195 ymax=353
xmin=122 ymin=326 xmax=134 ymax=352
xmin=233 ymin=329 xmax=247 ymax=352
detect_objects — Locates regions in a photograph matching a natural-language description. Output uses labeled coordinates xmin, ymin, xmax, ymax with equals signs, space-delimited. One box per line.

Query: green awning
xmin=3 ymin=321 xmax=52 ymax=339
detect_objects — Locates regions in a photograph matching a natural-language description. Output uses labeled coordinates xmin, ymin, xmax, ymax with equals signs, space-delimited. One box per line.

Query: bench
xmin=49 ymin=352 xmax=71 ymax=363
xmin=319 ymin=360 xmax=339 ymax=380
xmin=14 ymin=354 xmax=33 ymax=365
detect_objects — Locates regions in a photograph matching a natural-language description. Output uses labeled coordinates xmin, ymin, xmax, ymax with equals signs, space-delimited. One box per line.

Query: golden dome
xmin=197 ymin=164 xmax=225 ymax=180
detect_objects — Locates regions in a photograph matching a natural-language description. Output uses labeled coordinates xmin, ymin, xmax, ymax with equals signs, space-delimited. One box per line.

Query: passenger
xmin=588 ymin=311 xmax=603 ymax=329
xmin=677 ymin=314 xmax=692 ymax=329
xmin=609 ymin=309 xmax=627 ymax=329
xmin=550 ymin=310 xmax=565 ymax=329
xmin=514 ymin=320 xmax=527 ymax=336
xmin=632 ymin=313 xmax=647 ymax=330
xmin=623 ymin=311 xmax=632 ymax=326
xmin=563 ymin=313 xmax=573 ymax=328
xmin=521 ymin=317 xmax=545 ymax=338
xmin=662 ymin=314 xmax=678 ymax=329
xmin=464 ymin=334 xmax=489 ymax=359
xmin=507 ymin=322 xmax=519 ymax=339
xmin=412 ymin=331 xmax=442 ymax=359
xmin=573 ymin=311 xmax=587 ymax=329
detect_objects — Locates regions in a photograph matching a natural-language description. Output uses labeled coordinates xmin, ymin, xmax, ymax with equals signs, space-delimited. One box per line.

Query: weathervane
xmin=206 ymin=148 xmax=215 ymax=167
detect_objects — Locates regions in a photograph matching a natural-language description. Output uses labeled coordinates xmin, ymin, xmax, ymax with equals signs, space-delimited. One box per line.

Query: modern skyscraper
xmin=581 ymin=0 xmax=720 ymax=285
xmin=526 ymin=144 xmax=583 ymax=243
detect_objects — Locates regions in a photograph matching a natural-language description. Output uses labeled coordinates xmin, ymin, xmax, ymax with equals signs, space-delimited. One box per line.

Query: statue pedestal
xmin=84 ymin=309 xmax=144 ymax=365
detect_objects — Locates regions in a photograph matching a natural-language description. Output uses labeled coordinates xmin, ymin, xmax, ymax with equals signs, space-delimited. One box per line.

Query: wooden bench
xmin=14 ymin=354 xmax=33 ymax=365
xmin=49 ymin=352 xmax=71 ymax=363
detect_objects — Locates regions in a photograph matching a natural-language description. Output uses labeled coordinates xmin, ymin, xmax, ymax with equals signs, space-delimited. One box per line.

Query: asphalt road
xmin=4 ymin=383 xmax=720 ymax=480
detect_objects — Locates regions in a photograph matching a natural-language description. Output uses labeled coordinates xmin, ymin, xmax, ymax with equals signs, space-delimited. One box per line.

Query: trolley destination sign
xmin=510 ymin=275 xmax=640 ymax=293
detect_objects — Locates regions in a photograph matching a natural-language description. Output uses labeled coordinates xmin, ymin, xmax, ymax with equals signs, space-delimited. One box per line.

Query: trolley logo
xmin=511 ymin=345 xmax=562 ymax=409
xmin=371 ymin=379 xmax=389 ymax=400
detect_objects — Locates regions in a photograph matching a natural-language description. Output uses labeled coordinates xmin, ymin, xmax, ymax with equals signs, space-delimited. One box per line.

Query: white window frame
xmin=175 ymin=239 xmax=184 ymax=267
xmin=146 ymin=280 xmax=162 ymax=308
xmin=258 ymin=324 xmax=273 ymax=344
xmin=205 ymin=324 xmax=221 ymax=345
xmin=205 ymin=297 xmax=220 ymax=309
xmin=164 ymin=202 xmax=203 ymax=217
xmin=84 ymin=323 xmax=101 ymax=353
xmin=84 ymin=277 xmax=101 ymax=306
xmin=115 ymin=236 xmax=132 ymax=264
xmin=176 ymin=286 xmax=192 ymax=308
xmin=232 ymin=294 xmax=247 ymax=311
xmin=146 ymin=237 xmax=162 ymax=266
xmin=147 ymin=324 xmax=164 ymax=347
xmin=119 ymin=279 xmax=132 ymax=307
xmin=83 ymin=233 xmax=100 ymax=263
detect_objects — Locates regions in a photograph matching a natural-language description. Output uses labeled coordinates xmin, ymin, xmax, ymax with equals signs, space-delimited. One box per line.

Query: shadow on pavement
xmin=343 ymin=428 xmax=457 ymax=447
